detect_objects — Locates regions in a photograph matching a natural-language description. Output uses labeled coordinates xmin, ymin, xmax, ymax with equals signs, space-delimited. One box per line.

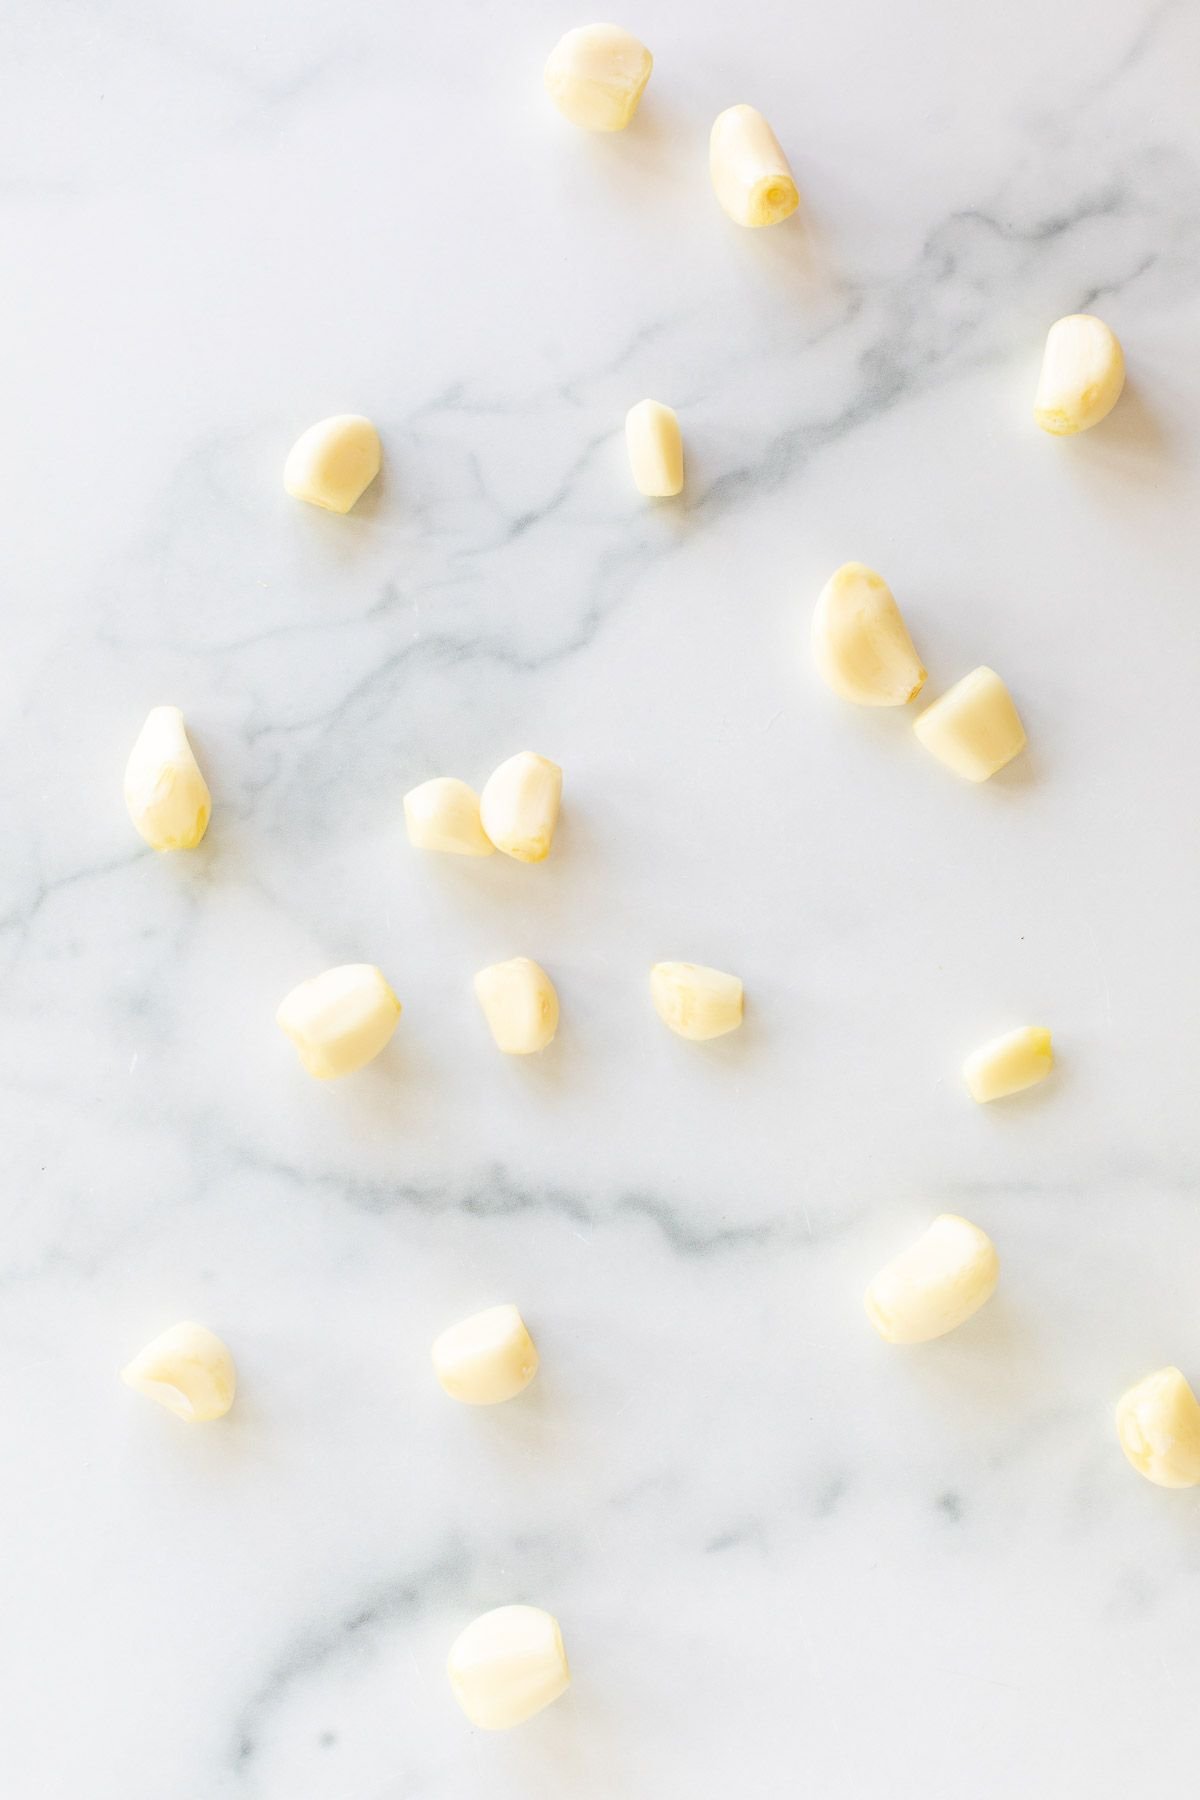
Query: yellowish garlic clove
xmin=709 ymin=105 xmax=798 ymax=227
xmin=864 ymin=1214 xmax=999 ymax=1344
xmin=1035 ymin=314 xmax=1125 ymax=436
xmin=1116 ymin=1367 xmax=1200 ymax=1488
xmin=447 ymin=1605 xmax=571 ymax=1729
xmin=404 ymin=777 xmax=494 ymax=857
xmin=479 ymin=752 xmax=563 ymax=863
xmin=913 ymin=666 xmax=1026 ymax=782
xmin=650 ymin=962 xmax=743 ymax=1040
xmin=543 ymin=24 xmax=652 ymax=131
xmin=474 ymin=958 xmax=559 ymax=1054
xmin=121 ymin=1321 xmax=236 ymax=1422
xmin=625 ymin=399 xmax=683 ymax=497
xmin=432 ymin=1304 xmax=539 ymax=1405
xmin=811 ymin=563 xmax=927 ymax=706
xmin=276 ymin=964 xmax=401 ymax=1079
xmin=284 ymin=414 xmax=381 ymax=513
xmin=124 ymin=706 xmax=212 ymax=851
xmin=963 ymin=1025 xmax=1053 ymax=1103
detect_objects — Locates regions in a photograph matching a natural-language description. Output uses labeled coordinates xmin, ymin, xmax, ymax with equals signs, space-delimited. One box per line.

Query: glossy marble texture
xmin=3 ymin=2 xmax=1200 ymax=1795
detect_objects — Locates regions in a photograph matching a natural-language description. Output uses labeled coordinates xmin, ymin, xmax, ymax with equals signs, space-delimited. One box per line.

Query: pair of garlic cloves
xmin=405 ymin=753 xmax=562 ymax=863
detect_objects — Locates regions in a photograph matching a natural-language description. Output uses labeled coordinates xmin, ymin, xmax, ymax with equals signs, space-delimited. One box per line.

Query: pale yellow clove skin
xmin=710 ymin=105 xmax=798 ymax=227
xmin=447 ymin=1605 xmax=571 ymax=1729
xmin=124 ymin=706 xmax=212 ymax=851
xmin=1035 ymin=314 xmax=1125 ymax=435
xmin=913 ymin=667 xmax=1026 ymax=782
xmin=864 ymin=1214 xmax=999 ymax=1344
xmin=650 ymin=963 xmax=743 ymax=1040
xmin=432 ymin=1305 xmax=540 ymax=1405
xmin=811 ymin=563 xmax=927 ymax=706
xmin=474 ymin=958 xmax=559 ymax=1054
xmin=276 ymin=964 xmax=401 ymax=1079
xmin=404 ymin=777 xmax=494 ymax=856
xmin=283 ymin=414 xmax=381 ymax=512
xmin=543 ymin=24 xmax=652 ymax=131
xmin=121 ymin=1321 xmax=236 ymax=1422
xmin=963 ymin=1026 xmax=1053 ymax=1102
xmin=479 ymin=753 xmax=563 ymax=862
xmin=1116 ymin=1367 xmax=1200 ymax=1488
xmin=626 ymin=399 xmax=683 ymax=497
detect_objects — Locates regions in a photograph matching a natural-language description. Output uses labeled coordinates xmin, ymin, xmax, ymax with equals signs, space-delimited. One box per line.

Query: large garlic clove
xmin=432 ymin=1304 xmax=539 ymax=1405
xmin=626 ymin=399 xmax=684 ymax=498
xmin=650 ymin=963 xmax=743 ymax=1040
xmin=543 ymin=24 xmax=652 ymax=131
xmin=283 ymin=414 xmax=381 ymax=513
xmin=864 ymin=1214 xmax=999 ymax=1344
xmin=709 ymin=105 xmax=798 ymax=227
xmin=811 ymin=563 xmax=927 ymax=706
xmin=963 ymin=1025 xmax=1053 ymax=1103
xmin=404 ymin=777 xmax=494 ymax=857
xmin=447 ymin=1605 xmax=571 ymax=1729
xmin=276 ymin=964 xmax=401 ymax=1079
xmin=124 ymin=706 xmax=212 ymax=851
xmin=1116 ymin=1367 xmax=1200 ymax=1488
xmin=121 ymin=1321 xmax=237 ymax=1422
xmin=474 ymin=958 xmax=559 ymax=1054
xmin=1034 ymin=314 xmax=1125 ymax=436
xmin=479 ymin=752 xmax=563 ymax=863
xmin=913 ymin=667 xmax=1026 ymax=782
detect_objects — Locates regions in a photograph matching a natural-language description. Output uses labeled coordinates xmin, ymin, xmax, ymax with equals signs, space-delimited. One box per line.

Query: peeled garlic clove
xmin=474 ymin=958 xmax=559 ymax=1054
xmin=626 ymin=399 xmax=683 ymax=498
xmin=913 ymin=667 xmax=1026 ymax=782
xmin=811 ymin=563 xmax=927 ymax=706
xmin=448 ymin=1605 xmax=570 ymax=1729
xmin=276 ymin=964 xmax=401 ymax=1079
xmin=121 ymin=1321 xmax=236 ymax=1422
xmin=284 ymin=414 xmax=381 ymax=513
xmin=1116 ymin=1367 xmax=1200 ymax=1488
xmin=1034 ymin=314 xmax=1125 ymax=436
xmin=432 ymin=1304 xmax=539 ymax=1405
xmin=650 ymin=962 xmax=743 ymax=1040
xmin=543 ymin=23 xmax=652 ymax=131
xmin=124 ymin=706 xmax=212 ymax=852
xmin=864 ymin=1214 xmax=999 ymax=1344
xmin=404 ymin=777 xmax=494 ymax=857
xmin=479 ymin=752 xmax=563 ymax=863
xmin=963 ymin=1025 xmax=1053 ymax=1103
xmin=709 ymin=104 xmax=798 ymax=228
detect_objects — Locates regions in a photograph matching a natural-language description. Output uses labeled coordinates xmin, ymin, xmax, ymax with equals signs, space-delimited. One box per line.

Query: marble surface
xmin=4 ymin=2 xmax=1200 ymax=1794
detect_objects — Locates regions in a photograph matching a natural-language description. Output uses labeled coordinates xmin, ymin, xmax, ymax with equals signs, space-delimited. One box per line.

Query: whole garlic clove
xmin=124 ymin=706 xmax=212 ymax=852
xmin=121 ymin=1321 xmax=237 ymax=1422
xmin=447 ymin=1605 xmax=571 ymax=1729
xmin=432 ymin=1304 xmax=539 ymax=1405
xmin=626 ymin=399 xmax=684 ymax=497
xmin=284 ymin=414 xmax=381 ymax=513
xmin=474 ymin=958 xmax=559 ymax=1054
xmin=864 ymin=1214 xmax=999 ymax=1344
xmin=479 ymin=752 xmax=563 ymax=863
xmin=404 ymin=777 xmax=495 ymax=857
xmin=1034 ymin=314 xmax=1125 ymax=436
xmin=913 ymin=667 xmax=1026 ymax=782
xmin=276 ymin=964 xmax=401 ymax=1079
xmin=650 ymin=963 xmax=743 ymax=1040
xmin=543 ymin=24 xmax=652 ymax=131
xmin=811 ymin=563 xmax=927 ymax=706
xmin=709 ymin=105 xmax=798 ymax=228
xmin=1116 ymin=1367 xmax=1200 ymax=1488
xmin=963 ymin=1026 xmax=1053 ymax=1103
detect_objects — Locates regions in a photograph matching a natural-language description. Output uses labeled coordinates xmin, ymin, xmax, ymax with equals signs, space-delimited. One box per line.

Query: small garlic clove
xmin=543 ymin=24 xmax=652 ymax=131
xmin=404 ymin=777 xmax=494 ymax=857
xmin=1116 ymin=1367 xmax=1200 ymax=1489
xmin=474 ymin=958 xmax=559 ymax=1054
xmin=479 ymin=752 xmax=563 ymax=863
xmin=124 ymin=706 xmax=212 ymax=851
xmin=121 ymin=1321 xmax=237 ymax=1422
xmin=913 ymin=667 xmax=1026 ymax=782
xmin=811 ymin=563 xmax=927 ymax=706
xmin=447 ymin=1605 xmax=571 ymax=1730
xmin=864 ymin=1214 xmax=999 ymax=1344
xmin=284 ymin=414 xmax=381 ymax=513
xmin=650 ymin=963 xmax=743 ymax=1040
xmin=963 ymin=1026 xmax=1053 ymax=1103
xmin=626 ymin=399 xmax=684 ymax=498
xmin=276 ymin=964 xmax=401 ymax=1079
xmin=432 ymin=1304 xmax=539 ymax=1405
xmin=709 ymin=105 xmax=798 ymax=227
xmin=1034 ymin=314 xmax=1125 ymax=436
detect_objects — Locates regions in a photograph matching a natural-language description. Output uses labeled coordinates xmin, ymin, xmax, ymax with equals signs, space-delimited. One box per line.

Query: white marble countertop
xmin=4 ymin=2 xmax=1200 ymax=1795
